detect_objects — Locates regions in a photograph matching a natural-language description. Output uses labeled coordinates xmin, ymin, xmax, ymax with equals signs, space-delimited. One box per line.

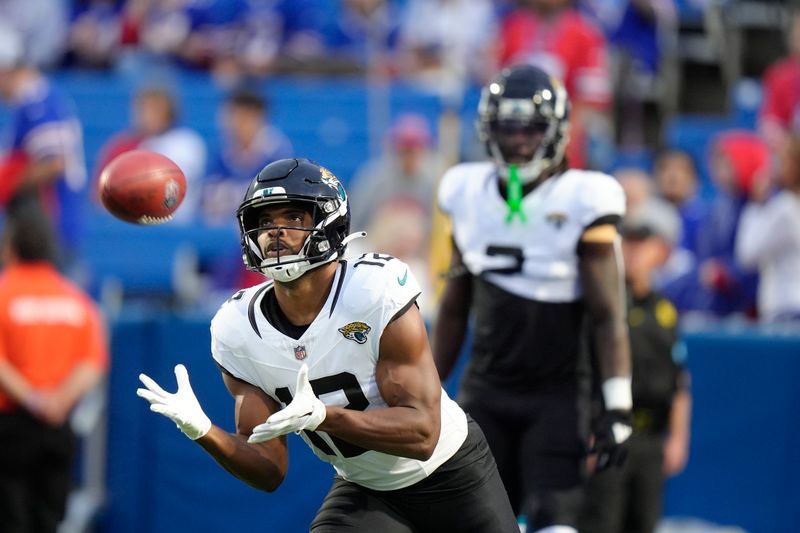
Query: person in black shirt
xmin=579 ymin=198 xmax=692 ymax=533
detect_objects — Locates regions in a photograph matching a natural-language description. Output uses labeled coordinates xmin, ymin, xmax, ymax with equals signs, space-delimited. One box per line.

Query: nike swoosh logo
xmin=397 ymin=269 xmax=408 ymax=286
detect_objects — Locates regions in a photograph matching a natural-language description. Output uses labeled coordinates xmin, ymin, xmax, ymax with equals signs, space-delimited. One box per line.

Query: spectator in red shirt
xmin=758 ymin=11 xmax=800 ymax=153
xmin=497 ymin=0 xmax=613 ymax=169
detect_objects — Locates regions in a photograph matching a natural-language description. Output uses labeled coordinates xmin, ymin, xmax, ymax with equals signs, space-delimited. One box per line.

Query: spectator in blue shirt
xmin=654 ymin=149 xmax=708 ymax=257
xmin=202 ymin=88 xmax=293 ymax=226
xmin=662 ymin=131 xmax=764 ymax=318
xmin=321 ymin=0 xmax=402 ymax=74
xmin=0 ymin=24 xmax=87 ymax=272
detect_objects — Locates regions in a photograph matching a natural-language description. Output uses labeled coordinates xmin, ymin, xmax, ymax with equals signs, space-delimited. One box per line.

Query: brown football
xmin=98 ymin=150 xmax=187 ymax=225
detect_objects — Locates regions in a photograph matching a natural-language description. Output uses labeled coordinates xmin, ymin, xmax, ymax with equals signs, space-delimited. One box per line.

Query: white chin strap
xmin=262 ymin=254 xmax=312 ymax=282
xmin=260 ymin=231 xmax=368 ymax=283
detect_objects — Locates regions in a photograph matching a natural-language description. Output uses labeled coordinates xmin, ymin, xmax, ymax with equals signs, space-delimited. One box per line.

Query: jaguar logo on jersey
xmin=294 ymin=345 xmax=307 ymax=360
xmin=338 ymin=322 xmax=371 ymax=344
xmin=546 ymin=212 xmax=568 ymax=229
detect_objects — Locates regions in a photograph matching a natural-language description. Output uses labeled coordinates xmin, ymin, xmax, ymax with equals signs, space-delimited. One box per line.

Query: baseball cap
xmin=388 ymin=114 xmax=432 ymax=150
xmin=0 ymin=22 xmax=23 ymax=69
xmin=621 ymin=197 xmax=682 ymax=246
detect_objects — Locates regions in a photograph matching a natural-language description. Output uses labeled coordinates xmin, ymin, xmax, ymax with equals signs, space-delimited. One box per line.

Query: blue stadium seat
xmin=80 ymin=207 xmax=240 ymax=302
xmin=81 ymin=211 xmax=187 ymax=299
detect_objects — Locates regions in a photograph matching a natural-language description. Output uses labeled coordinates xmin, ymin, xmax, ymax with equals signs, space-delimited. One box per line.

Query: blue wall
xmin=100 ymin=311 xmax=800 ymax=533
xmin=663 ymin=331 xmax=800 ymax=532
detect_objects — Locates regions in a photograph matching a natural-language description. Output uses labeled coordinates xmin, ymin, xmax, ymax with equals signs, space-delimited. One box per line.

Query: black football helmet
xmin=477 ymin=65 xmax=570 ymax=183
xmin=237 ymin=158 xmax=359 ymax=282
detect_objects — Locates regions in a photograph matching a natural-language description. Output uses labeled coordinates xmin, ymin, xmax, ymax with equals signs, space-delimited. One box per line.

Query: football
xmin=98 ymin=150 xmax=186 ymax=225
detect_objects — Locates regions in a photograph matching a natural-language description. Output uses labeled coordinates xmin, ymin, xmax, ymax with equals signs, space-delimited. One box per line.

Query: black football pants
xmin=0 ymin=410 xmax=75 ymax=533
xmin=310 ymin=418 xmax=519 ymax=533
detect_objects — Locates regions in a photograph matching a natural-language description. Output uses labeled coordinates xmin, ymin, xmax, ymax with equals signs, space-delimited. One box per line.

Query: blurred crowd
xmin=1 ymin=0 xmax=799 ymax=326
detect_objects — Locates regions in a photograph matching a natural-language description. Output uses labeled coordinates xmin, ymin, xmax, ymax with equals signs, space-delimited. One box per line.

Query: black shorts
xmin=310 ymin=418 xmax=518 ymax=533
xmin=0 ymin=410 xmax=75 ymax=531
xmin=458 ymin=381 xmax=590 ymax=513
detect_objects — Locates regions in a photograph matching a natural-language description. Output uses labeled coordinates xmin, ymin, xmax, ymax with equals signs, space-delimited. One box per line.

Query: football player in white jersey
xmin=137 ymin=158 xmax=518 ymax=532
xmin=432 ymin=65 xmax=634 ymax=533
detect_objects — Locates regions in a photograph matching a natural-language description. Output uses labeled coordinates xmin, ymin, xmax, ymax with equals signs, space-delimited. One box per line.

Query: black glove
xmin=591 ymin=409 xmax=633 ymax=472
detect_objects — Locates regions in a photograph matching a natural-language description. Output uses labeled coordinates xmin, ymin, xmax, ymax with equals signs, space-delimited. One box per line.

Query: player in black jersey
xmin=432 ymin=65 xmax=633 ymax=533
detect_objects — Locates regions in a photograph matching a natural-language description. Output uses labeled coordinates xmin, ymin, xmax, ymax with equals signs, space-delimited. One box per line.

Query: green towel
xmin=505 ymin=164 xmax=527 ymax=223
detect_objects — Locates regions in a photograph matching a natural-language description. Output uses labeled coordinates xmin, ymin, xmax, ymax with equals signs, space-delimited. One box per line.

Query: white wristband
xmin=602 ymin=376 xmax=632 ymax=411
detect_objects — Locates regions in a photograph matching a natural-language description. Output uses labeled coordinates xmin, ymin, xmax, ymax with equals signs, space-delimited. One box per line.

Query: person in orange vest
xmin=0 ymin=196 xmax=109 ymax=533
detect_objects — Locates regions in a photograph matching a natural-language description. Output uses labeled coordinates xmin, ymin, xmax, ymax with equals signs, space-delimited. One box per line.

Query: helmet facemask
xmin=237 ymin=158 xmax=366 ymax=283
xmin=489 ymin=119 xmax=551 ymax=181
xmin=478 ymin=69 xmax=571 ymax=185
xmin=238 ymin=196 xmax=348 ymax=283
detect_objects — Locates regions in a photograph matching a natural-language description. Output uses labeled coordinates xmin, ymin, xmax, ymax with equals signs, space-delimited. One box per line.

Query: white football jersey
xmin=438 ymin=162 xmax=625 ymax=302
xmin=210 ymin=255 xmax=468 ymax=491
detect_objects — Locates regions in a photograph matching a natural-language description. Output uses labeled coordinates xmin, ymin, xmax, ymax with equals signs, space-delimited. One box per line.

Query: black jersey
xmin=465 ymin=277 xmax=587 ymax=390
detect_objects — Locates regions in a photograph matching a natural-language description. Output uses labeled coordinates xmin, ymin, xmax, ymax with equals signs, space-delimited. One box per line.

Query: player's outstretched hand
xmin=248 ymin=364 xmax=326 ymax=443
xmin=137 ymin=364 xmax=212 ymax=440
xmin=591 ymin=409 xmax=633 ymax=472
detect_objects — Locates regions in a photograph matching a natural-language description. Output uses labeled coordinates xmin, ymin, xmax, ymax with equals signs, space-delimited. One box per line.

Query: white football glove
xmin=248 ymin=364 xmax=326 ymax=443
xmin=137 ymin=364 xmax=212 ymax=441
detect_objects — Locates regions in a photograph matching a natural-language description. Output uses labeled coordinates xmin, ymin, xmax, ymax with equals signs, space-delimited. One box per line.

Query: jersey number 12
xmin=275 ymin=372 xmax=369 ymax=458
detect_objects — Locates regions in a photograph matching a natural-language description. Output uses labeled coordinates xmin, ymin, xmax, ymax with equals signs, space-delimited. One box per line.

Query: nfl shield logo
xmin=294 ymin=345 xmax=307 ymax=360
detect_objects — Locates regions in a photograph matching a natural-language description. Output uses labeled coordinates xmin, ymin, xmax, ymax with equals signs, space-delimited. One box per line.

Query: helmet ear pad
xmin=329 ymin=199 xmax=352 ymax=250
